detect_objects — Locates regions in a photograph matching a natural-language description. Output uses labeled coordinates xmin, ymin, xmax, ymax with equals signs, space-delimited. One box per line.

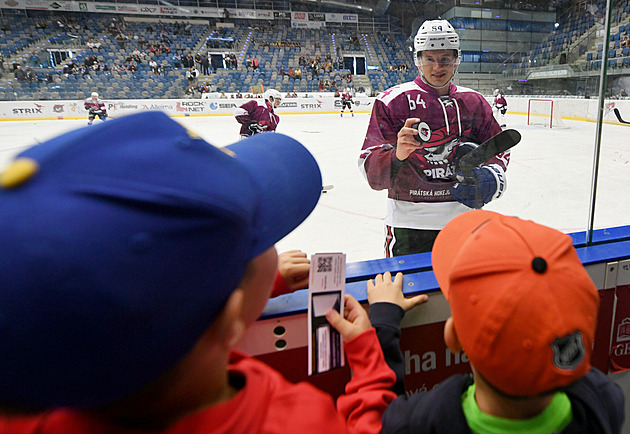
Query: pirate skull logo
xmin=422 ymin=138 xmax=458 ymax=165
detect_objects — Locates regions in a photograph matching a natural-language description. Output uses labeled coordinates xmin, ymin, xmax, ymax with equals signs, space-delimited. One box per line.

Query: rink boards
xmin=237 ymin=225 xmax=630 ymax=398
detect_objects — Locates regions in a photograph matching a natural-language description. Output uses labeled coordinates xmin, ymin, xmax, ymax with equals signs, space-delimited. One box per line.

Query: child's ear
xmin=215 ymin=289 xmax=246 ymax=349
xmin=444 ymin=317 xmax=462 ymax=353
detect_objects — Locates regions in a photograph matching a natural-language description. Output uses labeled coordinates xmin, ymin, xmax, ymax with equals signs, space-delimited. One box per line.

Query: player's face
xmin=418 ymin=50 xmax=458 ymax=90
xmin=273 ymin=98 xmax=282 ymax=108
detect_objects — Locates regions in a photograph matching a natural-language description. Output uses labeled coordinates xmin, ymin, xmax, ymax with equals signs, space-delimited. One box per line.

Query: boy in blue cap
xmin=0 ymin=112 xmax=401 ymax=433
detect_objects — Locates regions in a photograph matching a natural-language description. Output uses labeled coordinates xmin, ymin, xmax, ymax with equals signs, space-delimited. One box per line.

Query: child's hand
xmin=277 ymin=250 xmax=310 ymax=291
xmin=326 ymin=294 xmax=371 ymax=341
xmin=367 ymin=272 xmax=428 ymax=312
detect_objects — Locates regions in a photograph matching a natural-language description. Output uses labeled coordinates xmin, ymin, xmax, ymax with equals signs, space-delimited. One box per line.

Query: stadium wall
xmin=0 ymin=97 xmax=377 ymax=121
xmin=2 ymin=97 xmax=629 ymax=122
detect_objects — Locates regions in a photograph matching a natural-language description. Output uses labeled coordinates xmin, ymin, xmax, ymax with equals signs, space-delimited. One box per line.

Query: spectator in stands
xmin=186 ymin=66 xmax=198 ymax=88
xmin=621 ymin=88 xmax=628 ymax=98
xmin=279 ymin=66 xmax=285 ymax=77
xmin=292 ymin=91 xmax=297 ymax=98
xmin=236 ymin=90 xmax=242 ymax=98
xmin=220 ymin=91 xmax=228 ymax=99
xmin=185 ymin=53 xmax=195 ymax=69
xmin=621 ymin=31 xmax=629 ymax=49
xmin=24 ymin=66 xmax=36 ymax=83
xmin=294 ymin=67 xmax=302 ymax=80
xmin=149 ymin=59 xmax=159 ymax=74
xmin=251 ymin=57 xmax=259 ymax=70
xmin=201 ymin=54 xmax=210 ymax=75
xmin=172 ymin=53 xmax=182 ymax=68
xmin=288 ymin=68 xmax=295 ymax=79
xmin=285 ymin=91 xmax=292 ymax=98
xmin=27 ymin=51 xmax=40 ymax=67
xmin=14 ymin=65 xmax=26 ymax=81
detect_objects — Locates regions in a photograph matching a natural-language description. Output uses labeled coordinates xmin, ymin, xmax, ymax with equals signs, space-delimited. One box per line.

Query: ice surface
xmin=1 ymin=112 xmax=628 ymax=263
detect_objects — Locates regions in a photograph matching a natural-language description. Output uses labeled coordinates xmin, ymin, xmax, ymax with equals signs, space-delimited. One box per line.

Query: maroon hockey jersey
xmin=84 ymin=98 xmax=106 ymax=113
xmin=234 ymin=99 xmax=280 ymax=137
xmin=494 ymin=93 xmax=507 ymax=109
xmin=359 ymin=76 xmax=509 ymax=230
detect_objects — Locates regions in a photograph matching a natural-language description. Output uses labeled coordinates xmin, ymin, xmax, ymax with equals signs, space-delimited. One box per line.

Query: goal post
xmin=527 ymin=99 xmax=568 ymax=128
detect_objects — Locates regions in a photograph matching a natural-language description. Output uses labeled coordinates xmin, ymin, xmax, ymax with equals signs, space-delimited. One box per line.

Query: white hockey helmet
xmin=91 ymin=92 xmax=99 ymax=98
xmin=493 ymin=88 xmax=500 ymax=96
xmin=264 ymin=88 xmax=282 ymax=103
xmin=414 ymin=20 xmax=460 ymax=66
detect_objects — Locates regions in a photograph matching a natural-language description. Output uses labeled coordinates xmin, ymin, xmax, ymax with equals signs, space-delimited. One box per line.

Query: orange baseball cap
xmin=432 ymin=210 xmax=599 ymax=396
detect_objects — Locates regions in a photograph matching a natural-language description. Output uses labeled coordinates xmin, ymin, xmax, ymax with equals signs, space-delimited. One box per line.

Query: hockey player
xmin=492 ymin=88 xmax=508 ymax=128
xmin=340 ymin=87 xmax=354 ymax=117
xmin=359 ymin=20 xmax=509 ymax=257
xmin=84 ymin=92 xmax=107 ymax=126
xmin=234 ymin=89 xmax=282 ymax=138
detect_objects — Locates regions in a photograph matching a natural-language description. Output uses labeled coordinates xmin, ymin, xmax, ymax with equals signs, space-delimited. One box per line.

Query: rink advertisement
xmin=0 ymin=97 xmax=376 ymax=120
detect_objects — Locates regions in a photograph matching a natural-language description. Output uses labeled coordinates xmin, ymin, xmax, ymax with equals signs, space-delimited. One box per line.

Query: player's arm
xmin=233 ymin=101 xmax=255 ymax=125
xmin=359 ymin=101 xmax=406 ymax=190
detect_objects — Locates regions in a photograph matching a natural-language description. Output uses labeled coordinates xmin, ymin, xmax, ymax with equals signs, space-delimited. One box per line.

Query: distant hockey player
xmin=84 ymin=91 xmax=107 ymax=125
xmin=234 ymin=89 xmax=281 ymax=138
xmin=340 ymin=88 xmax=354 ymax=117
xmin=359 ymin=20 xmax=508 ymax=257
xmin=492 ymin=88 xmax=508 ymax=128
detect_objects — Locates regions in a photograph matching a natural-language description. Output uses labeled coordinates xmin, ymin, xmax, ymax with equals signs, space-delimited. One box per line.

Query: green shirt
xmin=461 ymin=383 xmax=572 ymax=434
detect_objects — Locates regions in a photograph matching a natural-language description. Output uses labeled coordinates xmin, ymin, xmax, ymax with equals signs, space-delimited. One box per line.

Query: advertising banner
xmin=0 ymin=97 xmax=376 ymax=120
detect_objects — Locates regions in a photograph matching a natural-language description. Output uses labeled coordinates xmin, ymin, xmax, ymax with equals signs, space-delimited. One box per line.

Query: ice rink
xmin=1 ymin=111 xmax=629 ymax=264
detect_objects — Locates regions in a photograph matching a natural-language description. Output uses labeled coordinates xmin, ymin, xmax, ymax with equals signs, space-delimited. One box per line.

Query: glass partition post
xmin=586 ymin=0 xmax=613 ymax=245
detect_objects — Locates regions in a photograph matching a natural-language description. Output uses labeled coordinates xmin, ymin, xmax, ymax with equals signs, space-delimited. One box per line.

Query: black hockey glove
xmin=247 ymin=122 xmax=267 ymax=135
xmin=501 ymin=107 xmax=507 ymax=115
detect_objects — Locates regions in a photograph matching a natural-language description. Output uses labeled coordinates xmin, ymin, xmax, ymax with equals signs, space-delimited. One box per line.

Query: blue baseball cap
xmin=0 ymin=111 xmax=322 ymax=409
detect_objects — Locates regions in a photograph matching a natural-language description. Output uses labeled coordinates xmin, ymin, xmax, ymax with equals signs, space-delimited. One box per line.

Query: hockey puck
xmin=411 ymin=121 xmax=431 ymax=143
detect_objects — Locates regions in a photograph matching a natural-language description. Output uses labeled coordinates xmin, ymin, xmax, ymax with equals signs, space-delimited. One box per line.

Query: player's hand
xmin=277 ymin=250 xmax=310 ymax=291
xmin=326 ymin=294 xmax=371 ymax=341
xmin=396 ymin=118 xmax=421 ymax=161
xmin=450 ymin=164 xmax=505 ymax=209
xmin=367 ymin=272 xmax=428 ymax=312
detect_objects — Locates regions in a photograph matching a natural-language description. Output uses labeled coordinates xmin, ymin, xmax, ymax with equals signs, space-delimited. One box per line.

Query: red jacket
xmin=0 ymin=329 xmax=395 ymax=434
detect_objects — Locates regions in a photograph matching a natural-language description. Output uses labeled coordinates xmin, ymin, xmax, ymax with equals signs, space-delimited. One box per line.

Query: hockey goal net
xmin=527 ymin=99 xmax=568 ymax=128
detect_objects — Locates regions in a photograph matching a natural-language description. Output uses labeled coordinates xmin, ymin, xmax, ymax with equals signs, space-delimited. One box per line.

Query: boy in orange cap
xmin=368 ymin=210 xmax=624 ymax=433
